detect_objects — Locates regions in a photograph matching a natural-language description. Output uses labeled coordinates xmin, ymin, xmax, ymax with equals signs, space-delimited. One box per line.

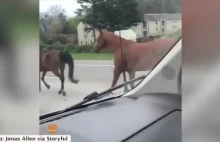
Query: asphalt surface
xmin=40 ymin=60 xmax=147 ymax=115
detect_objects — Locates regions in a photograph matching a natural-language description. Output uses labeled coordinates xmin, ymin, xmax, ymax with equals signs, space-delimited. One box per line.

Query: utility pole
xmin=91 ymin=0 xmax=96 ymax=44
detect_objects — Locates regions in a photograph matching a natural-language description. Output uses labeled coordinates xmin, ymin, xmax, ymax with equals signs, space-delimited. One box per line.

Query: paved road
xmin=40 ymin=60 xmax=148 ymax=115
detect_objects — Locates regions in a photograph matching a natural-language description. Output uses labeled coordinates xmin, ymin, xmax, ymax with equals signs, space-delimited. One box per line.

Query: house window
xmin=162 ymin=20 xmax=165 ymax=26
xmin=143 ymin=21 xmax=147 ymax=28
xmin=143 ymin=31 xmax=148 ymax=38
xmin=155 ymin=21 xmax=158 ymax=24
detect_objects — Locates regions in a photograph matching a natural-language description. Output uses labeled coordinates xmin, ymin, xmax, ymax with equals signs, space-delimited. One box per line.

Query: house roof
xmin=144 ymin=13 xmax=181 ymax=21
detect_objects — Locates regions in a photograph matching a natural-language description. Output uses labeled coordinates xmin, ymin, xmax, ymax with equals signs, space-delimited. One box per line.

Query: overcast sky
xmin=40 ymin=0 xmax=81 ymax=17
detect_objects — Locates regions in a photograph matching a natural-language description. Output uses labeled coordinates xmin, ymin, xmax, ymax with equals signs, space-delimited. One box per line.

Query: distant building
xmin=133 ymin=13 xmax=181 ymax=38
xmin=77 ymin=22 xmax=100 ymax=46
xmin=77 ymin=22 xmax=137 ymax=45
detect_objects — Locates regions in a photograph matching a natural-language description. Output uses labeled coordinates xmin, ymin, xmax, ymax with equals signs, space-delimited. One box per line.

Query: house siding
xmin=134 ymin=13 xmax=181 ymax=38
xmin=77 ymin=22 xmax=100 ymax=46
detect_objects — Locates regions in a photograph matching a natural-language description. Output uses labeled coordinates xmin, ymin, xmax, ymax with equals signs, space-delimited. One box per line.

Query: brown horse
xmin=93 ymin=29 xmax=176 ymax=88
xmin=40 ymin=49 xmax=79 ymax=96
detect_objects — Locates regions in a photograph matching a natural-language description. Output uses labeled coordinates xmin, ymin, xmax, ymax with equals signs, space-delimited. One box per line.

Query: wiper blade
xmin=62 ymin=75 xmax=146 ymax=112
xmin=83 ymin=91 xmax=99 ymax=100
xmin=40 ymin=75 xmax=146 ymax=120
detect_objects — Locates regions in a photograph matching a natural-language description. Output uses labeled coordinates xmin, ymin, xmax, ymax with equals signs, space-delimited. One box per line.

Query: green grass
xmin=71 ymin=53 xmax=114 ymax=60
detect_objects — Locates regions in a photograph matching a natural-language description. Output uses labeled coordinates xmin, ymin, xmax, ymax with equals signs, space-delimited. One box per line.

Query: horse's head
xmin=93 ymin=29 xmax=107 ymax=53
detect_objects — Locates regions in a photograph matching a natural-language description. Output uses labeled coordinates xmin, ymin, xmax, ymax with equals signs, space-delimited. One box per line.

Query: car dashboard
xmin=40 ymin=93 xmax=181 ymax=142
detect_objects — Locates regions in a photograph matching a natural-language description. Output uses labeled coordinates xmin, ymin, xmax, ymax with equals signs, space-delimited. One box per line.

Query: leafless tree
xmin=47 ymin=5 xmax=66 ymax=20
xmin=58 ymin=13 xmax=67 ymax=28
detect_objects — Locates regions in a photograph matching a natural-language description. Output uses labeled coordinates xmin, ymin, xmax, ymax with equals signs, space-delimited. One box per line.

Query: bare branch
xmin=47 ymin=5 xmax=66 ymax=19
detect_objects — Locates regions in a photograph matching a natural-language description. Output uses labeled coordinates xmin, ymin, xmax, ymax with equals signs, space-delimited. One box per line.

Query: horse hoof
xmin=46 ymin=85 xmax=50 ymax=89
xmin=62 ymin=92 xmax=66 ymax=96
xmin=58 ymin=90 xmax=62 ymax=94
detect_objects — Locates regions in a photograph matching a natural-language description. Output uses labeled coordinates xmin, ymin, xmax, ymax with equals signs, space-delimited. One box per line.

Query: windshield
xmin=39 ymin=0 xmax=181 ymax=115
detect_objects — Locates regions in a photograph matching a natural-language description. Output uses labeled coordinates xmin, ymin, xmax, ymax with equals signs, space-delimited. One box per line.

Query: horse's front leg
xmin=111 ymin=67 xmax=122 ymax=88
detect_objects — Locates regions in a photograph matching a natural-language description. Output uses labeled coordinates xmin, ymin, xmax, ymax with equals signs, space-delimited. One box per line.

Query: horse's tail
xmin=59 ymin=51 xmax=79 ymax=84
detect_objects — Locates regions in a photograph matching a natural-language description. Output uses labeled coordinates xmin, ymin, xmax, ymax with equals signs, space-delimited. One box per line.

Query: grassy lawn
xmin=72 ymin=53 xmax=114 ymax=60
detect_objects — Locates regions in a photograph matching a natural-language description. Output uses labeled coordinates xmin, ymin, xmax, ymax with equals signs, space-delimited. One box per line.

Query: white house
xmin=77 ymin=22 xmax=100 ymax=46
xmin=133 ymin=13 xmax=181 ymax=38
xmin=77 ymin=22 xmax=138 ymax=45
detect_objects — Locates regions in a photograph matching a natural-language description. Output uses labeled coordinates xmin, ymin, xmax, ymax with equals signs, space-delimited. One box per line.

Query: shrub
xmin=51 ymin=34 xmax=69 ymax=44
xmin=66 ymin=44 xmax=93 ymax=53
xmin=66 ymin=44 xmax=80 ymax=52
xmin=40 ymin=34 xmax=70 ymax=45
xmin=148 ymin=35 xmax=161 ymax=39
xmin=40 ymin=42 xmax=65 ymax=51
xmin=100 ymin=48 xmax=111 ymax=53
xmin=40 ymin=42 xmax=46 ymax=50
xmin=79 ymin=45 xmax=93 ymax=53
xmin=136 ymin=38 xmax=144 ymax=43
xmin=45 ymin=38 xmax=54 ymax=45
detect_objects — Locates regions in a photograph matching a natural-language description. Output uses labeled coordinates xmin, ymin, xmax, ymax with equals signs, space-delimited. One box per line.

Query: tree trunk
xmin=92 ymin=28 xmax=96 ymax=44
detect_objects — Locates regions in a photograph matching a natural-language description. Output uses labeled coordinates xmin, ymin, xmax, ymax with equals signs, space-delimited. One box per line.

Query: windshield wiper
xmin=62 ymin=75 xmax=146 ymax=111
xmin=40 ymin=75 xmax=145 ymax=120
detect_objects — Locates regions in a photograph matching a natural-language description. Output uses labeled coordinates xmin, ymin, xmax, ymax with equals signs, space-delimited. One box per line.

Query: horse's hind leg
xmin=41 ymin=71 xmax=50 ymax=89
xmin=39 ymin=73 xmax=41 ymax=92
xmin=60 ymin=63 xmax=66 ymax=96
xmin=52 ymin=69 xmax=66 ymax=96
